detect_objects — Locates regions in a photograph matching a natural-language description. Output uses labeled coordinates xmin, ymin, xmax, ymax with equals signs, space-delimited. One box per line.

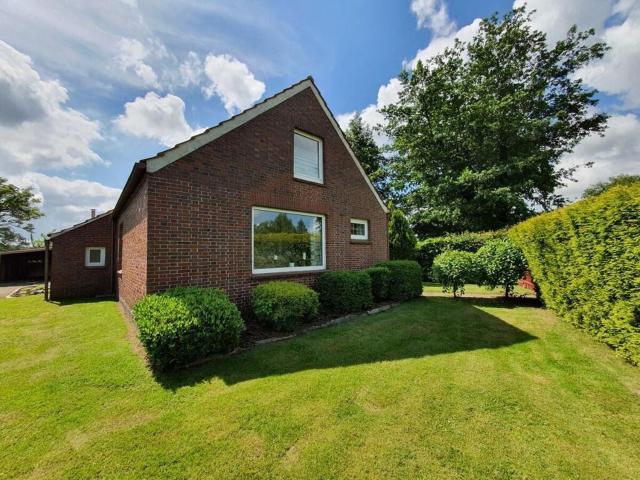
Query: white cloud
xmin=410 ymin=18 xmax=482 ymax=68
xmin=578 ymin=5 xmax=640 ymax=109
xmin=410 ymin=0 xmax=456 ymax=36
xmin=336 ymin=111 xmax=356 ymax=131
xmin=113 ymin=91 xmax=195 ymax=147
xmin=0 ymin=40 xmax=103 ymax=174
xmin=203 ymin=54 xmax=265 ymax=114
xmin=559 ymin=113 xmax=640 ymax=199
xmin=115 ymin=38 xmax=160 ymax=88
xmin=10 ymin=173 xmax=121 ymax=236
xmin=179 ymin=51 xmax=203 ymax=87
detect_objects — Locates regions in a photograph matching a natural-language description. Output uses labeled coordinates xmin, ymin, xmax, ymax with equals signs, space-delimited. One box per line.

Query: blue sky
xmin=1 ymin=0 xmax=638 ymax=237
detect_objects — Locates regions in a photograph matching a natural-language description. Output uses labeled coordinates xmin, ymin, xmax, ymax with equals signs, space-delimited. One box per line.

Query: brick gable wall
xmin=49 ymin=213 xmax=113 ymax=300
xmin=116 ymin=178 xmax=148 ymax=311
xmin=144 ymin=87 xmax=388 ymax=309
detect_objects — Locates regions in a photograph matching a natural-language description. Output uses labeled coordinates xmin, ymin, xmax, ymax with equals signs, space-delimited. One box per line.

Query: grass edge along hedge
xmin=317 ymin=271 xmax=373 ymax=314
xmin=133 ymin=287 xmax=244 ymax=371
xmin=251 ymin=281 xmax=320 ymax=331
xmin=510 ymin=182 xmax=640 ymax=365
xmin=375 ymin=260 xmax=423 ymax=301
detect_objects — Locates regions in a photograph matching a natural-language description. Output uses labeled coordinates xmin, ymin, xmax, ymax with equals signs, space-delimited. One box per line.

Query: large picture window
xmin=252 ymin=207 xmax=325 ymax=274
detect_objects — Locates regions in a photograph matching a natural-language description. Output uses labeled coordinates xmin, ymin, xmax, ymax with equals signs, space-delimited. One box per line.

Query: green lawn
xmin=1 ymin=295 xmax=640 ymax=479
xmin=423 ymin=282 xmax=534 ymax=297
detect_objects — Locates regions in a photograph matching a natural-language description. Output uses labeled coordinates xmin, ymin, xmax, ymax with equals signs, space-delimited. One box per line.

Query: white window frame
xmin=85 ymin=247 xmax=106 ymax=267
xmin=293 ymin=130 xmax=324 ymax=184
xmin=350 ymin=218 xmax=369 ymax=241
xmin=252 ymin=206 xmax=326 ymax=274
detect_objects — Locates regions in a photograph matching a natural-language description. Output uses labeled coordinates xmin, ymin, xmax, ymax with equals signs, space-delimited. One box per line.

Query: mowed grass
xmin=423 ymin=282 xmax=534 ymax=297
xmin=1 ymin=295 xmax=640 ymax=479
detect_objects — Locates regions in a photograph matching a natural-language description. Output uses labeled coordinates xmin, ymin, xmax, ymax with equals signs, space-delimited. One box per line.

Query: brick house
xmin=46 ymin=77 xmax=389 ymax=310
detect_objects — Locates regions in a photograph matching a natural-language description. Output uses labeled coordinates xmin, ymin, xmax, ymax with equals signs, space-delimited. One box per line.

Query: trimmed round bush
xmin=475 ymin=238 xmax=527 ymax=298
xmin=365 ymin=266 xmax=391 ymax=302
xmin=251 ymin=281 xmax=319 ymax=331
xmin=317 ymin=271 xmax=373 ymax=313
xmin=133 ymin=287 xmax=244 ymax=371
xmin=374 ymin=260 xmax=422 ymax=301
xmin=432 ymin=251 xmax=477 ymax=297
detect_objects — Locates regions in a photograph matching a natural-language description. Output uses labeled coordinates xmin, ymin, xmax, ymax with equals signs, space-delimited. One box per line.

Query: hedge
xmin=364 ymin=266 xmax=391 ymax=302
xmin=251 ymin=281 xmax=319 ymax=331
xmin=317 ymin=271 xmax=373 ymax=313
xmin=375 ymin=260 xmax=423 ymax=301
xmin=416 ymin=230 xmax=505 ymax=280
xmin=133 ymin=287 xmax=244 ymax=371
xmin=510 ymin=182 xmax=640 ymax=365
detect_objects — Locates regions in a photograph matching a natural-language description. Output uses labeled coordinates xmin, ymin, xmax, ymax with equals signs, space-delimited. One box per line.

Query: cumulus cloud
xmin=558 ymin=113 xmax=640 ymax=199
xmin=113 ymin=91 xmax=195 ymax=147
xmin=0 ymin=40 xmax=103 ymax=174
xmin=203 ymin=54 xmax=266 ymax=114
xmin=410 ymin=0 xmax=456 ymax=36
xmin=115 ymin=37 xmax=159 ymax=88
xmin=10 ymin=172 xmax=121 ymax=235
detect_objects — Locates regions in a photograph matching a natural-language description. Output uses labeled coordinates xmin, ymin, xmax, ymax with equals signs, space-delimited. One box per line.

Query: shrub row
xmin=251 ymin=281 xmax=319 ymax=331
xmin=134 ymin=287 xmax=244 ymax=371
xmin=416 ymin=230 xmax=505 ymax=280
xmin=431 ymin=239 xmax=527 ymax=298
xmin=510 ymin=182 xmax=640 ymax=365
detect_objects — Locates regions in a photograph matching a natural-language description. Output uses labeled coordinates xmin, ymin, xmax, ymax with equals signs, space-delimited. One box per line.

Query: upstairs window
xmin=294 ymin=130 xmax=323 ymax=183
xmin=350 ymin=219 xmax=369 ymax=240
xmin=85 ymin=247 xmax=106 ymax=267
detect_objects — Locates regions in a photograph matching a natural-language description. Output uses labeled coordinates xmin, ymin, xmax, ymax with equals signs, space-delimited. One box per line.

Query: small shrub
xmin=375 ymin=260 xmax=423 ymax=301
xmin=133 ymin=287 xmax=244 ymax=371
xmin=475 ymin=238 xmax=527 ymax=298
xmin=364 ymin=266 xmax=391 ymax=302
xmin=432 ymin=251 xmax=477 ymax=297
xmin=317 ymin=271 xmax=373 ymax=313
xmin=251 ymin=281 xmax=319 ymax=331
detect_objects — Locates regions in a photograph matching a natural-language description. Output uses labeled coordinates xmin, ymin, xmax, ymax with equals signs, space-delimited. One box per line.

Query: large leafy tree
xmin=344 ymin=114 xmax=389 ymax=198
xmin=0 ymin=177 xmax=43 ymax=251
xmin=383 ymin=7 xmax=608 ymax=237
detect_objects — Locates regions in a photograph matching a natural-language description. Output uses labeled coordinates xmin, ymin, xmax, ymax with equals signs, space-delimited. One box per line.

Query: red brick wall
xmin=144 ymin=87 xmax=389 ymax=309
xmin=116 ymin=178 xmax=148 ymax=311
xmin=50 ymin=214 xmax=113 ymax=300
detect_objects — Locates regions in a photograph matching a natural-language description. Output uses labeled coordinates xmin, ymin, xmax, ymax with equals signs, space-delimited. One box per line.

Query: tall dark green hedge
xmin=317 ymin=271 xmax=373 ymax=314
xmin=510 ymin=182 xmax=640 ymax=365
xmin=416 ymin=230 xmax=505 ymax=280
xmin=375 ymin=260 xmax=423 ymax=301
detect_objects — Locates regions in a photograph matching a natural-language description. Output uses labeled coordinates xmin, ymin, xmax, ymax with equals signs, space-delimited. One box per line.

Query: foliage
xmin=0 ymin=177 xmax=43 ymax=251
xmin=364 ymin=266 xmax=391 ymax=302
xmin=416 ymin=230 xmax=505 ymax=280
xmin=375 ymin=260 xmax=423 ymax=301
xmin=251 ymin=281 xmax=319 ymax=331
xmin=475 ymin=238 xmax=527 ymax=298
xmin=382 ymin=7 xmax=609 ymax=237
xmin=344 ymin=114 xmax=390 ymax=198
xmin=510 ymin=182 xmax=640 ymax=364
xmin=133 ymin=287 xmax=244 ymax=371
xmin=317 ymin=271 xmax=373 ymax=313
xmin=432 ymin=251 xmax=478 ymax=298
xmin=582 ymin=174 xmax=640 ymax=198
xmin=388 ymin=207 xmax=416 ymax=259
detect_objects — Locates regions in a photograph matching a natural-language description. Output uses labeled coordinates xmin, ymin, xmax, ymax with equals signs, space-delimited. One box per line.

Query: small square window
xmin=350 ymin=219 xmax=368 ymax=240
xmin=85 ymin=247 xmax=106 ymax=267
xmin=294 ymin=130 xmax=323 ymax=183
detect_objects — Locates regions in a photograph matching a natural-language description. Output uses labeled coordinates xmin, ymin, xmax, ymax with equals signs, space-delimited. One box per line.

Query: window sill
xmin=252 ymin=269 xmax=326 ymax=280
xmin=350 ymin=239 xmax=372 ymax=245
xmin=293 ymin=176 xmax=326 ymax=187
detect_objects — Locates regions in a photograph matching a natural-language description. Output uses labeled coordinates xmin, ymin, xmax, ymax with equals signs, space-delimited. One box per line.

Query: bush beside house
xmin=375 ymin=260 xmax=423 ymax=301
xmin=317 ymin=271 xmax=373 ymax=314
xmin=364 ymin=266 xmax=391 ymax=302
xmin=510 ymin=182 xmax=640 ymax=365
xmin=133 ymin=287 xmax=244 ymax=371
xmin=251 ymin=281 xmax=319 ymax=331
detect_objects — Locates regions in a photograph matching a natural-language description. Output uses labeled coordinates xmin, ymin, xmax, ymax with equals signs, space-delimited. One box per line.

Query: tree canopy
xmin=0 ymin=177 xmax=43 ymax=251
xmin=382 ymin=7 xmax=608 ymax=237
xmin=344 ymin=114 xmax=389 ymax=198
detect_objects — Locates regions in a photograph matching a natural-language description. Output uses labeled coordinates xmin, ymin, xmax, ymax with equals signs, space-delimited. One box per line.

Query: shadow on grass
xmin=156 ymin=296 xmax=538 ymax=390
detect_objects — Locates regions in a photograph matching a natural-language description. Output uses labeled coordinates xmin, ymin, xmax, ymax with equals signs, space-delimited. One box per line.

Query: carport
xmin=0 ymin=247 xmax=50 ymax=283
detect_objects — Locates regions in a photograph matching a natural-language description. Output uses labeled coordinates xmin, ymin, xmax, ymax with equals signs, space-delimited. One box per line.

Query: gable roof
xmin=46 ymin=210 xmax=113 ymax=240
xmin=143 ymin=76 xmax=388 ymax=213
